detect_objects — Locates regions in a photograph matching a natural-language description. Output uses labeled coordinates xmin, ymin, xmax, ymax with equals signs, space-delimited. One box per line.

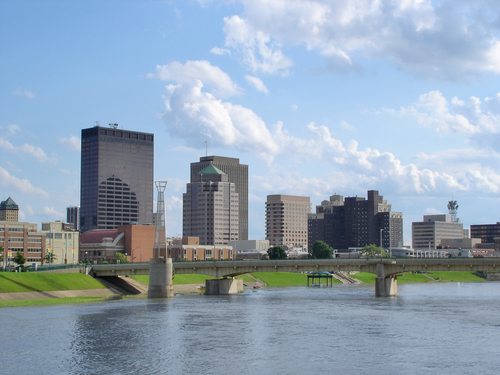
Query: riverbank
xmin=0 ymin=270 xmax=490 ymax=308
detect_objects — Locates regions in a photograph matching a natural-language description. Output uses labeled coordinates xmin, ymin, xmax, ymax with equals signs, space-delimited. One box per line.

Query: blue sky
xmin=1 ymin=0 xmax=500 ymax=244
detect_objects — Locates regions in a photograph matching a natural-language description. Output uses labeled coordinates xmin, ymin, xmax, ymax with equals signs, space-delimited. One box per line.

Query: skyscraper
xmin=80 ymin=125 xmax=154 ymax=233
xmin=66 ymin=206 xmax=80 ymax=230
xmin=308 ymin=190 xmax=403 ymax=251
xmin=266 ymin=195 xmax=311 ymax=248
xmin=183 ymin=164 xmax=239 ymax=245
xmin=190 ymin=156 xmax=248 ymax=240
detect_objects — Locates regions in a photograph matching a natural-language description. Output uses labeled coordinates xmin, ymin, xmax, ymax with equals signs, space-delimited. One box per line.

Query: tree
xmin=13 ymin=251 xmax=26 ymax=271
xmin=361 ymin=244 xmax=388 ymax=258
xmin=310 ymin=241 xmax=334 ymax=259
xmin=267 ymin=246 xmax=287 ymax=260
xmin=44 ymin=252 xmax=57 ymax=264
xmin=115 ymin=252 xmax=129 ymax=264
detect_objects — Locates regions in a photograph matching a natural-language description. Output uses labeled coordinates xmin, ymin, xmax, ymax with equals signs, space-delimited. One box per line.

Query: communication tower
xmin=447 ymin=200 xmax=459 ymax=223
xmin=154 ymin=181 xmax=167 ymax=258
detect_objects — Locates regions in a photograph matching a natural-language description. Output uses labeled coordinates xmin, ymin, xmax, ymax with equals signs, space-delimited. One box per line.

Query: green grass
xmin=352 ymin=271 xmax=485 ymax=284
xmin=0 ymin=273 xmax=105 ymax=293
xmin=250 ymin=272 xmax=341 ymax=287
xmin=0 ymin=296 xmax=107 ymax=308
xmin=427 ymin=271 xmax=484 ymax=282
xmin=131 ymin=274 xmax=215 ymax=286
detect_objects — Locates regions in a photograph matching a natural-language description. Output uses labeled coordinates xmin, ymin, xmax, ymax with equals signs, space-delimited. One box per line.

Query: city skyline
xmin=1 ymin=1 xmax=500 ymax=244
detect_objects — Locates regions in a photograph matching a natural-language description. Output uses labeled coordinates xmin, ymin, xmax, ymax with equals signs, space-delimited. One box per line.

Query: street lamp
xmin=379 ymin=228 xmax=384 ymax=249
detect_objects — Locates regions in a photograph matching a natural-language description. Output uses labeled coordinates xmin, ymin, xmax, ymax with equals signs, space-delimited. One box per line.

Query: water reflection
xmin=1 ymin=283 xmax=500 ymax=374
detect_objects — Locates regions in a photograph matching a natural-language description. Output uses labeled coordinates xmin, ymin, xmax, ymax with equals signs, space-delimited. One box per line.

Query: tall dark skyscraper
xmin=80 ymin=125 xmax=154 ymax=233
xmin=190 ymin=156 xmax=248 ymax=240
xmin=66 ymin=206 xmax=80 ymax=230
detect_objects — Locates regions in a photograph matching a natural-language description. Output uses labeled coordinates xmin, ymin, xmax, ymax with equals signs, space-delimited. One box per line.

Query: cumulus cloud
xmin=152 ymin=60 xmax=241 ymax=97
xmin=391 ymin=90 xmax=500 ymax=135
xmin=272 ymin=121 xmax=500 ymax=195
xmin=43 ymin=206 xmax=65 ymax=218
xmin=154 ymin=60 xmax=280 ymax=160
xmin=210 ymin=46 xmax=231 ymax=56
xmin=14 ymin=87 xmax=35 ymax=99
xmin=245 ymin=75 xmax=269 ymax=93
xmin=0 ymin=137 xmax=51 ymax=162
xmin=223 ymin=0 xmax=500 ymax=78
xmin=60 ymin=135 xmax=81 ymax=151
xmin=0 ymin=166 xmax=48 ymax=196
xmin=0 ymin=124 xmax=20 ymax=135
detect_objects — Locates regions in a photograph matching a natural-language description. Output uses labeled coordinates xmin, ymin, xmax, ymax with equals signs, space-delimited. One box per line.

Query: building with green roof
xmin=0 ymin=196 xmax=19 ymax=222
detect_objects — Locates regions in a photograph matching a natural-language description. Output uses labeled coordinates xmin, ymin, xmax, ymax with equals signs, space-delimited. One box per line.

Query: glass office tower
xmin=80 ymin=126 xmax=153 ymax=232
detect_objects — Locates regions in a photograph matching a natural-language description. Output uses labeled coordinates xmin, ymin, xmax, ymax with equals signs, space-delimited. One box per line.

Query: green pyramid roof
xmin=0 ymin=197 xmax=19 ymax=210
xmin=199 ymin=164 xmax=225 ymax=175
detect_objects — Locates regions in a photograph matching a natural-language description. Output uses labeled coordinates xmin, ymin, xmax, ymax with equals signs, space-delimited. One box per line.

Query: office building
xmin=191 ymin=156 xmax=248 ymax=240
xmin=0 ymin=197 xmax=19 ymax=222
xmin=1 ymin=221 xmax=46 ymax=267
xmin=79 ymin=224 xmax=155 ymax=263
xmin=308 ymin=191 xmax=403 ymax=251
xmin=412 ymin=214 xmax=464 ymax=250
xmin=80 ymin=125 xmax=154 ymax=232
xmin=66 ymin=206 xmax=80 ymax=231
xmin=41 ymin=221 xmax=79 ymax=264
xmin=168 ymin=236 xmax=235 ymax=261
xmin=183 ymin=164 xmax=239 ymax=245
xmin=470 ymin=222 xmax=500 ymax=245
xmin=266 ymin=195 xmax=311 ymax=248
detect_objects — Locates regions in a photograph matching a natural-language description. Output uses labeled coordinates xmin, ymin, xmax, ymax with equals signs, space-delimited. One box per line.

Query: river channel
xmin=1 ymin=283 xmax=500 ymax=374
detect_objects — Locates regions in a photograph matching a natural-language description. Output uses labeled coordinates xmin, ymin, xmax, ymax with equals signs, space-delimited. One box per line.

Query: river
xmin=1 ymin=283 xmax=500 ymax=374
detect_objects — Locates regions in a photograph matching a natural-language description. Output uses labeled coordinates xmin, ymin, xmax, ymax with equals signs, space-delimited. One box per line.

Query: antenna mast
xmin=154 ymin=181 xmax=167 ymax=259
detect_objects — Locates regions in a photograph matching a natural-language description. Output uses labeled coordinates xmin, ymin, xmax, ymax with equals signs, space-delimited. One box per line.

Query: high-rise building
xmin=80 ymin=125 xmax=154 ymax=233
xmin=266 ymin=195 xmax=311 ymax=248
xmin=308 ymin=191 xmax=403 ymax=251
xmin=183 ymin=164 xmax=239 ymax=245
xmin=0 ymin=197 xmax=19 ymax=222
xmin=190 ymin=156 xmax=248 ymax=240
xmin=412 ymin=214 xmax=464 ymax=250
xmin=66 ymin=206 xmax=80 ymax=231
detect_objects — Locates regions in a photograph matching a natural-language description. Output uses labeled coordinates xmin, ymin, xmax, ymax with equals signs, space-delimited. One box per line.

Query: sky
xmin=1 ymin=0 xmax=500 ymax=245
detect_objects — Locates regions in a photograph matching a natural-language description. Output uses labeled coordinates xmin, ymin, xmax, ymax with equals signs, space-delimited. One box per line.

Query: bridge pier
xmin=148 ymin=258 xmax=174 ymax=298
xmin=375 ymin=263 xmax=398 ymax=297
xmin=205 ymin=277 xmax=243 ymax=295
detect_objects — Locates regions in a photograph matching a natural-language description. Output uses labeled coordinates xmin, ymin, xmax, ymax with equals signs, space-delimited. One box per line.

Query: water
xmin=2 ymin=283 xmax=500 ymax=375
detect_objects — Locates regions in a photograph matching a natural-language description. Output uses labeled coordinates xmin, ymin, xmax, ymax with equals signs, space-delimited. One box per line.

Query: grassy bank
xmin=0 ymin=273 xmax=105 ymax=293
xmin=352 ymin=271 xmax=485 ymax=284
xmin=0 ymin=296 xmax=108 ymax=308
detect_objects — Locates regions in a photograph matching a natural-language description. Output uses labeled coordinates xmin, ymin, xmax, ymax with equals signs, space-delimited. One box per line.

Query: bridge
xmin=89 ymin=257 xmax=500 ymax=297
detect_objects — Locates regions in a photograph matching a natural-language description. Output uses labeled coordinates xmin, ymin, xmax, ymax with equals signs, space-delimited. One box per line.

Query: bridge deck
xmin=90 ymin=258 xmax=500 ymax=278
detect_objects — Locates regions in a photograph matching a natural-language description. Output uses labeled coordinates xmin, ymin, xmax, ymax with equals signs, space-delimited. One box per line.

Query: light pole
xmin=379 ymin=228 xmax=384 ymax=249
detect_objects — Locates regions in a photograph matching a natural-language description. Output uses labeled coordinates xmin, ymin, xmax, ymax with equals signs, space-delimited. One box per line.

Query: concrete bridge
xmin=89 ymin=257 xmax=500 ymax=297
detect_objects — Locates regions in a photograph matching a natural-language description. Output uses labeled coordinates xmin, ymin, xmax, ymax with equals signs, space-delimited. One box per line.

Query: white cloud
xmin=290 ymin=104 xmax=299 ymax=112
xmin=0 ymin=166 xmax=48 ymax=196
xmin=224 ymin=15 xmax=293 ymax=75
xmin=0 ymin=124 xmax=20 ymax=135
xmin=0 ymin=137 xmax=54 ymax=163
xmin=60 ymin=136 xmax=81 ymax=151
xmin=43 ymin=206 xmax=65 ymax=218
xmin=223 ymin=0 xmax=500 ymax=78
xmin=153 ymin=60 xmax=241 ymax=97
xmin=210 ymin=46 xmax=231 ymax=56
xmin=245 ymin=75 xmax=269 ymax=93
xmin=14 ymin=87 xmax=35 ymax=99
xmin=392 ymin=90 xmax=500 ymax=134
xmin=155 ymin=60 xmax=280 ymax=161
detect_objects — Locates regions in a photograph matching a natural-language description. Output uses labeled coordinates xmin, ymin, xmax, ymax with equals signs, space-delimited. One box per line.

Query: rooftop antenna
xmin=109 ymin=123 xmax=118 ymax=129
xmin=204 ymin=140 xmax=208 ymax=158
xmin=447 ymin=200 xmax=459 ymax=223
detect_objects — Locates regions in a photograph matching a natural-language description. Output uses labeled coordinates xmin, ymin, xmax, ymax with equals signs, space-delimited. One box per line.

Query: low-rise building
xmin=41 ymin=221 xmax=80 ymax=264
xmin=80 ymin=224 xmax=155 ymax=263
xmin=1 ymin=221 xmax=46 ymax=268
xmin=412 ymin=214 xmax=465 ymax=250
xmin=168 ymin=236 xmax=235 ymax=261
